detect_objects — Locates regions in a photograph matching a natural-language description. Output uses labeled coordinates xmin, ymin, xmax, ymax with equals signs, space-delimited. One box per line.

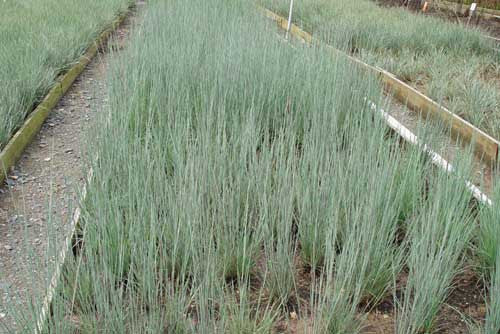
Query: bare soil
xmin=268 ymin=254 xmax=487 ymax=333
xmin=0 ymin=6 xmax=142 ymax=332
xmin=362 ymin=268 xmax=486 ymax=334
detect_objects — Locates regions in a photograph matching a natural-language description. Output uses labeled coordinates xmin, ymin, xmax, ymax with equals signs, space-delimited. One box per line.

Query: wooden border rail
xmin=262 ymin=7 xmax=500 ymax=165
xmin=0 ymin=8 xmax=131 ymax=186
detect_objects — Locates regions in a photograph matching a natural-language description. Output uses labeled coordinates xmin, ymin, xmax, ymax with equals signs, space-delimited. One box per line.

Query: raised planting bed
xmin=0 ymin=6 xmax=135 ymax=187
xmin=263 ymin=8 xmax=500 ymax=166
xmin=261 ymin=0 xmax=500 ymax=143
xmin=37 ymin=1 xmax=500 ymax=333
xmin=0 ymin=0 xmax=132 ymax=155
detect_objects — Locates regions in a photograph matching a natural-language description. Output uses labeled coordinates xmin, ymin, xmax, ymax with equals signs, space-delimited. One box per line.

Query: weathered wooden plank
xmin=378 ymin=70 xmax=499 ymax=163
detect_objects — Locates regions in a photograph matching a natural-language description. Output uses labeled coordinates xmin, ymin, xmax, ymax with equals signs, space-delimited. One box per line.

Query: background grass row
xmin=0 ymin=0 xmax=131 ymax=150
xmin=261 ymin=0 xmax=500 ymax=139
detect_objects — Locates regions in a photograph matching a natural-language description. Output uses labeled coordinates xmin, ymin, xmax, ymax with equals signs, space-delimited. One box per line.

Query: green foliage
xmin=396 ymin=165 xmax=475 ymax=334
xmin=21 ymin=0 xmax=486 ymax=333
xmin=478 ymin=185 xmax=500 ymax=272
xmin=260 ymin=0 xmax=500 ymax=137
xmin=485 ymin=253 xmax=500 ymax=334
xmin=0 ymin=0 xmax=131 ymax=148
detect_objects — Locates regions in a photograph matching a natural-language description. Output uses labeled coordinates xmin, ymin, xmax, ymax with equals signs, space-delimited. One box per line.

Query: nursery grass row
xmin=26 ymin=0 xmax=500 ymax=333
xmin=0 ymin=0 xmax=132 ymax=149
xmin=261 ymin=0 xmax=500 ymax=139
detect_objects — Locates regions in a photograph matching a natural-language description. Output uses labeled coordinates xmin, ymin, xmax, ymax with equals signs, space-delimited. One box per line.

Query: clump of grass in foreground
xmin=0 ymin=0 xmax=131 ymax=149
xmin=260 ymin=0 xmax=500 ymax=137
xmin=477 ymin=183 xmax=500 ymax=333
xmin=396 ymin=158 xmax=475 ymax=334
xmin=484 ymin=253 xmax=500 ymax=334
xmin=308 ymin=136 xmax=429 ymax=333
xmin=33 ymin=0 xmax=481 ymax=333
xmin=478 ymin=185 xmax=500 ymax=272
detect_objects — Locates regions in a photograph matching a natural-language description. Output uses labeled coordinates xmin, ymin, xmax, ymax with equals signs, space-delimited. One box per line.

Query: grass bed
xmin=0 ymin=0 xmax=131 ymax=149
xmin=261 ymin=0 xmax=500 ymax=139
xmin=26 ymin=0 xmax=500 ymax=333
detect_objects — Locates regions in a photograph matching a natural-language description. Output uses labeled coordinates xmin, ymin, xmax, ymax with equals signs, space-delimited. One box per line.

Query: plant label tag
xmin=422 ymin=1 xmax=428 ymax=12
xmin=470 ymin=3 xmax=477 ymax=12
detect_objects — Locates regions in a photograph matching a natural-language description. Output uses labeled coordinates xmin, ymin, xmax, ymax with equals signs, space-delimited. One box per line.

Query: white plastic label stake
xmin=286 ymin=0 xmax=294 ymax=40
xmin=470 ymin=3 xmax=477 ymax=12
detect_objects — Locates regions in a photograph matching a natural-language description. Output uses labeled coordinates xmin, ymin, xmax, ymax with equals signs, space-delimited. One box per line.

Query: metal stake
xmin=286 ymin=0 xmax=294 ymax=40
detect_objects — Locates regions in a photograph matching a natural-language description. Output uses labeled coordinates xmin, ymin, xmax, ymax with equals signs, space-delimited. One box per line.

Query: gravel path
xmin=0 ymin=4 xmax=143 ymax=332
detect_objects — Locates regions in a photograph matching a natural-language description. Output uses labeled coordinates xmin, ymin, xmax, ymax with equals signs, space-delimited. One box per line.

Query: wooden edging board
xmin=261 ymin=7 xmax=500 ymax=165
xmin=0 ymin=7 xmax=132 ymax=186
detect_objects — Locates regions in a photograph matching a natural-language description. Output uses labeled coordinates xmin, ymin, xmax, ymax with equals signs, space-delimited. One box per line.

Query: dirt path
xmin=0 ymin=3 xmax=144 ymax=332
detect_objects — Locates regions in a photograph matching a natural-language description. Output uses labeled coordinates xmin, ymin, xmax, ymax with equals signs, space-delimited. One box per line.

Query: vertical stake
xmin=286 ymin=0 xmax=294 ymax=40
xmin=467 ymin=2 xmax=477 ymax=26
